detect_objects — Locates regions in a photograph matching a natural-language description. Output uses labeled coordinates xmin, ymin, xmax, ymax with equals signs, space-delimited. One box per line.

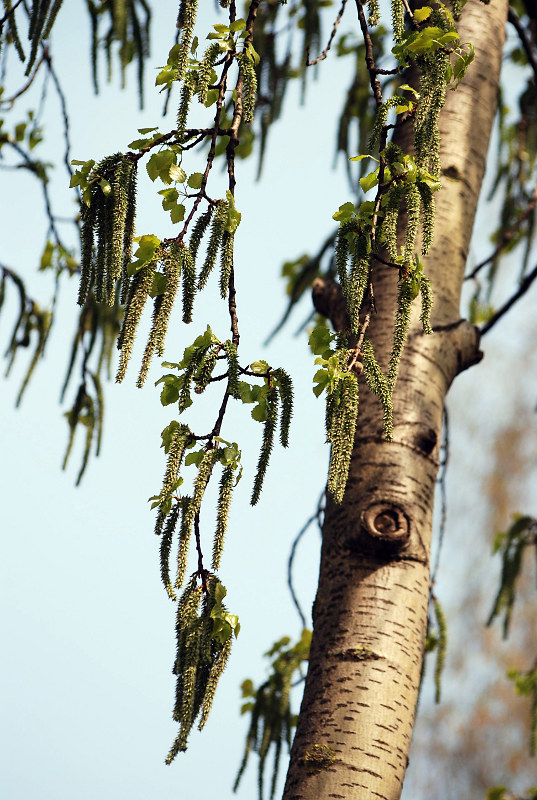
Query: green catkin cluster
xmin=87 ymin=0 xmax=150 ymax=103
xmin=326 ymin=367 xmax=359 ymax=504
xmin=420 ymin=274 xmax=433 ymax=334
xmin=2 ymin=0 xmax=26 ymax=61
xmin=189 ymin=206 xmax=214 ymax=264
xmin=160 ymin=450 xmax=222 ymax=588
xmin=382 ymin=183 xmax=405 ymax=262
xmin=361 ymin=337 xmax=393 ymax=440
xmin=160 ymin=501 xmax=181 ymax=599
xmin=387 ymin=275 xmax=414 ymax=390
xmin=176 ymin=495 xmax=194 ymax=589
xmin=175 ymin=0 xmax=198 ymax=82
xmin=167 ymin=574 xmax=232 ymax=761
xmin=115 ymin=264 xmax=153 ymax=383
xmin=272 ymin=368 xmax=293 ymax=448
xmin=176 ymin=78 xmax=194 ymax=139
xmin=26 ymin=0 xmax=64 ymax=75
xmin=213 ymin=465 xmax=235 ymax=570
xmin=179 ymin=244 xmax=196 ymax=323
xmin=348 ymin=236 xmax=370 ymax=335
xmin=390 ymin=0 xmax=405 ymax=42
xmin=5 ymin=300 xmax=52 ymax=408
xmin=197 ymin=42 xmax=220 ymax=105
xmin=417 ymin=183 xmax=435 ymax=254
xmin=179 ymin=343 xmax=213 ymax=411
xmin=154 ymin=423 xmax=191 ymax=535
xmin=78 ymin=154 xmax=137 ymax=307
xmin=239 ymin=54 xmax=258 ymax=125
xmin=61 ymin=375 xmax=103 ymax=486
xmin=234 ymin=631 xmax=310 ymax=800
xmin=251 ymin=385 xmax=278 ymax=506
xmin=197 ymin=201 xmax=227 ymax=290
xmin=219 ymin=231 xmax=234 ymax=299
xmin=367 ymin=0 xmax=380 ymax=27
xmin=402 ymin=183 xmax=421 ymax=267
xmin=137 ymin=245 xmax=181 ymax=387
xmin=221 ymin=340 xmax=240 ymax=399
xmin=193 ymin=346 xmax=218 ymax=393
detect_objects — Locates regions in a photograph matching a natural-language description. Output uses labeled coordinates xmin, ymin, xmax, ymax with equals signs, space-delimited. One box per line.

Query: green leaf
xmin=312 ymin=369 xmax=330 ymax=397
xmin=230 ymin=18 xmax=246 ymax=32
xmin=360 ymin=170 xmax=379 ymax=194
xmin=349 ymin=154 xmax=379 ymax=162
xmin=185 ymin=450 xmax=204 ymax=467
xmin=308 ymin=326 xmax=334 ymax=356
xmin=413 ymin=6 xmax=432 ymax=22
xmin=149 ymin=272 xmax=167 ymax=298
xmin=187 ymin=172 xmax=204 ymax=189
xmin=169 ymin=164 xmax=187 ymax=183
xmin=251 ymin=402 xmax=267 ymax=422
xmin=138 ymin=127 xmax=159 ymax=135
xmin=146 ymin=149 xmax=175 ymax=182
xmin=332 ymin=201 xmax=355 ymax=222
xmin=160 ymin=382 xmax=180 ymax=406
xmin=237 ymin=381 xmax=254 ymax=403
xmin=170 ymin=204 xmax=185 ymax=224
xmin=250 ymin=360 xmax=270 ymax=375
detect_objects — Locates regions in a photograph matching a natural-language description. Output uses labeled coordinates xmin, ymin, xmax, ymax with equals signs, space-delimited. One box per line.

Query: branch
xmin=305 ymin=0 xmax=348 ymax=66
xmin=466 ymin=184 xmax=537 ymax=280
xmin=0 ymin=0 xmax=23 ymax=30
xmin=480 ymin=260 xmax=537 ymax=335
xmin=508 ymin=6 xmax=537 ymax=87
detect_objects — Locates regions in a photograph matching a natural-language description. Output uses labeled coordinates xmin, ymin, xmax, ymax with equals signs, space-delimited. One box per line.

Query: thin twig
xmin=287 ymin=493 xmax=325 ymax=628
xmin=305 ymin=0 xmax=348 ymax=66
xmin=465 ymin=184 xmax=537 ymax=280
xmin=0 ymin=53 xmax=45 ymax=105
xmin=480 ymin=260 xmax=537 ymax=335
xmin=508 ymin=7 xmax=537 ymax=87
xmin=0 ymin=0 xmax=24 ymax=29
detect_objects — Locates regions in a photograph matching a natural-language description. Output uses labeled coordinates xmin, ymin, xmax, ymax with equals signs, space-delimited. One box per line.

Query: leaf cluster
xmin=235 ymin=630 xmax=312 ymax=800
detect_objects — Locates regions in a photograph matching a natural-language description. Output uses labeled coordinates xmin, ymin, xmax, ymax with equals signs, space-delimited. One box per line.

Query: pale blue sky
xmin=1 ymin=3 xmax=536 ymax=800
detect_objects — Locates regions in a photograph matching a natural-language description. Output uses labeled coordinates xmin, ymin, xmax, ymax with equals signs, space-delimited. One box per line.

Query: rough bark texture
xmin=283 ymin=2 xmax=508 ymax=798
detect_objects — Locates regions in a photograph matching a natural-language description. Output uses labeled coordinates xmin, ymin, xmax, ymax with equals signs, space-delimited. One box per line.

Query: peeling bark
xmin=283 ymin=1 xmax=508 ymax=798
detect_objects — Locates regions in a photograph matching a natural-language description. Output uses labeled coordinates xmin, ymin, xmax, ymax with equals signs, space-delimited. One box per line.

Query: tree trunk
xmin=283 ymin=2 xmax=508 ymax=798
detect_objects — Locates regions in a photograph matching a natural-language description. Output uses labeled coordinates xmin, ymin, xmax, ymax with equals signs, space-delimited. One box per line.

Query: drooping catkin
xmin=175 ymin=0 xmax=198 ymax=82
xmin=198 ymin=201 xmax=227 ymax=290
xmin=189 ymin=206 xmax=214 ymax=266
xmin=251 ymin=386 xmax=278 ymax=505
xmin=387 ymin=275 xmax=414 ymax=391
xmin=420 ymin=274 xmax=433 ymax=334
xmin=213 ymin=464 xmax=235 ymax=570
xmin=116 ymin=265 xmax=153 ymax=383
xmin=272 ymin=368 xmax=293 ymax=448
xmin=326 ymin=372 xmax=359 ymax=503
xmin=219 ymin=231 xmax=234 ymax=299
xmin=107 ymin=156 xmax=132 ymax=305
xmin=176 ymin=495 xmax=194 ymax=589
xmin=197 ymin=42 xmax=220 ymax=105
xmin=402 ymin=183 xmax=421 ymax=267
xmin=137 ymin=248 xmax=180 ymax=387
xmin=77 ymin=154 xmax=138 ymax=308
xmin=221 ymin=340 xmax=240 ymax=399
xmin=361 ymin=337 xmax=393 ymax=440
xmin=160 ymin=501 xmax=181 ymax=600
xmin=180 ymin=245 xmax=196 ymax=323
xmin=239 ymin=54 xmax=258 ymax=124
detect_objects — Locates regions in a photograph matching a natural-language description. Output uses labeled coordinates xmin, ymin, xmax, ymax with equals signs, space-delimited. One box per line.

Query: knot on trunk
xmin=362 ymin=502 xmax=410 ymax=545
